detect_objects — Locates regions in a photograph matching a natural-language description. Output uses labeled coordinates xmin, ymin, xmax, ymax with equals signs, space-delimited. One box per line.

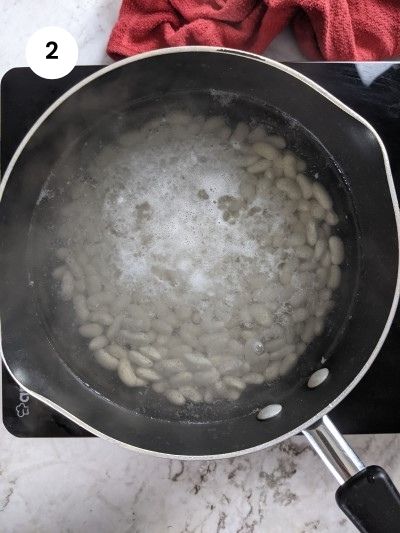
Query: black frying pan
xmin=1 ymin=48 xmax=399 ymax=532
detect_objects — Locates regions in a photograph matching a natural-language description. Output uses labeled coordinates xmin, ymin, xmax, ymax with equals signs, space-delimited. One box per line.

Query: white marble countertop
xmin=1 ymin=2 xmax=399 ymax=532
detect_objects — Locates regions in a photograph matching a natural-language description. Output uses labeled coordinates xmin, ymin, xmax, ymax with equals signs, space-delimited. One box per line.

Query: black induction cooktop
xmin=1 ymin=63 xmax=400 ymax=438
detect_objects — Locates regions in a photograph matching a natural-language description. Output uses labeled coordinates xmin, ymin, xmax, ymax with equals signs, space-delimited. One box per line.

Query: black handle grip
xmin=336 ymin=465 xmax=400 ymax=533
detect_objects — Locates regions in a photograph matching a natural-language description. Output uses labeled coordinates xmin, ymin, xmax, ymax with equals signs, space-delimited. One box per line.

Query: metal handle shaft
xmin=303 ymin=415 xmax=364 ymax=485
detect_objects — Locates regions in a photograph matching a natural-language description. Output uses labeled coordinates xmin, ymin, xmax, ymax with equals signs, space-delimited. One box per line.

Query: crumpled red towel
xmin=107 ymin=0 xmax=400 ymax=61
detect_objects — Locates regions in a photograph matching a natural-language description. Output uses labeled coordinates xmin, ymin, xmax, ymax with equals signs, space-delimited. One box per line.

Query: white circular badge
xmin=26 ymin=27 xmax=78 ymax=79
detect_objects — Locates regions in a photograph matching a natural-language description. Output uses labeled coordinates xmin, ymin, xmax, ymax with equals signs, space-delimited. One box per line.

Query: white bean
xmin=139 ymin=345 xmax=163 ymax=361
xmin=122 ymin=316 xmax=150 ymax=332
xmin=319 ymin=288 xmax=332 ymax=302
xmin=183 ymin=353 xmax=212 ymax=371
xmin=321 ymin=250 xmax=332 ymax=268
xmin=89 ymin=335 xmax=109 ymax=351
xmin=248 ymin=126 xmax=267 ymax=143
xmin=296 ymin=174 xmax=313 ymax=199
xmin=306 ymin=220 xmax=318 ymax=246
xmin=136 ymin=367 xmax=161 ymax=382
xmin=270 ymin=345 xmax=295 ymax=361
xmin=111 ymin=294 xmax=131 ymax=315
xmin=212 ymin=380 xmax=229 ymax=399
xmin=299 ymin=211 xmax=311 ymax=225
xmin=224 ymin=389 xmax=241 ymax=400
xmin=73 ymin=294 xmax=90 ymax=322
xmin=264 ymin=361 xmax=281 ymax=381
xmin=165 ymin=389 xmax=186 ymax=406
xmin=170 ymin=372 xmax=193 ymax=387
xmin=279 ymin=263 xmax=293 ymax=286
xmin=106 ymin=315 xmax=124 ymax=340
xmin=247 ymin=159 xmax=271 ymax=174
xmin=328 ymin=265 xmax=341 ymax=289
xmin=128 ymin=304 xmax=150 ymax=320
xmin=171 ymin=344 xmax=192 ymax=358
xmin=314 ymin=318 xmax=324 ymax=336
xmin=152 ymin=381 xmax=168 ymax=393
xmin=265 ymin=135 xmax=286 ymax=149
xmin=282 ymin=153 xmax=297 ymax=178
xmin=307 ymin=368 xmax=329 ymax=389
xmin=252 ymin=142 xmax=279 ymax=160
xmin=203 ymin=116 xmax=225 ymax=132
xmin=179 ymin=386 xmax=203 ymax=403
xmin=329 ymin=236 xmax=344 ymax=265
xmin=297 ymin=159 xmax=307 ymax=172
xmin=310 ymin=202 xmax=325 ymax=221
xmin=314 ymin=239 xmax=327 ymax=261
xmin=265 ymin=337 xmax=285 ymax=352
xmin=156 ymin=335 xmax=169 ymax=346
xmin=276 ymin=178 xmax=301 ymax=200
xmin=301 ymin=318 xmax=315 ymax=344
xmin=222 ymin=376 xmax=245 ymax=391
xmin=193 ymin=367 xmax=219 ymax=386
xmin=297 ymin=199 xmax=310 ymax=212
xmin=243 ymin=372 xmax=264 ymax=384
xmin=289 ymin=292 xmax=306 ymax=308
xmin=299 ymin=261 xmax=314 ymax=272
xmin=249 ymin=303 xmax=272 ymax=327
xmin=86 ymin=275 xmax=102 ymax=296
xmin=79 ymin=323 xmax=103 ymax=338
xmin=157 ymin=359 xmax=186 ymax=376
xmin=326 ymin=211 xmax=339 ymax=225
xmin=65 ymin=256 xmax=84 ymax=279
xmin=236 ymin=154 xmax=259 ymax=168
xmin=152 ymin=319 xmax=173 ymax=335
xmin=128 ymin=350 xmax=153 ymax=368
xmin=297 ymin=245 xmax=314 ymax=260
xmin=287 ymin=233 xmax=306 ymax=247
xmin=52 ymin=265 xmax=66 ymax=280
xmin=257 ymin=404 xmax=282 ymax=420
xmin=279 ymin=353 xmax=298 ymax=375
xmin=118 ymin=330 xmax=154 ymax=347
xmin=227 ymin=339 xmax=243 ymax=357
xmin=231 ymin=122 xmax=250 ymax=143
xmin=61 ymin=271 xmax=74 ymax=301
xmin=211 ymin=356 xmax=244 ymax=376
xmin=313 ymin=182 xmax=333 ymax=210
xmin=74 ymin=279 xmax=86 ymax=293
xmin=200 ymin=332 xmax=229 ymax=354
xmin=315 ymin=300 xmax=333 ymax=318
xmin=316 ymin=267 xmax=329 ymax=289
xmin=272 ymin=156 xmax=284 ymax=178
xmin=87 ymin=292 xmax=113 ymax=310
xmin=292 ymin=307 xmax=308 ymax=323
xmin=91 ymin=311 xmax=114 ymax=326
xmin=94 ymin=349 xmax=119 ymax=370
xmin=118 ymin=359 xmax=141 ymax=387
xmin=296 ymin=341 xmax=306 ymax=355
xmin=108 ymin=343 xmax=128 ymax=360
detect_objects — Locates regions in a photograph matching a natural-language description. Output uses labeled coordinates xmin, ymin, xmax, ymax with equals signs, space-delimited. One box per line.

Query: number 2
xmin=46 ymin=41 xmax=58 ymax=59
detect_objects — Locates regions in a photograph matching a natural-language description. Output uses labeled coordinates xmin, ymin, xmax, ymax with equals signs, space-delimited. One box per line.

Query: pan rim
xmin=1 ymin=47 xmax=399 ymax=459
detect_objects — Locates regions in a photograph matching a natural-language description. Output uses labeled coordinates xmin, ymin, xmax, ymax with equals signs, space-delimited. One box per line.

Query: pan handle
xmin=303 ymin=415 xmax=400 ymax=533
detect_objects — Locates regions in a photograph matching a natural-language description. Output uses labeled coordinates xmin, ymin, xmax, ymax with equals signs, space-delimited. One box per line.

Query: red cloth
xmin=107 ymin=0 xmax=400 ymax=62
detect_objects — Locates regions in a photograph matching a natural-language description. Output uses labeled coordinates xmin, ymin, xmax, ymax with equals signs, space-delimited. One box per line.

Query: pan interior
xmin=28 ymin=90 xmax=360 ymax=424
